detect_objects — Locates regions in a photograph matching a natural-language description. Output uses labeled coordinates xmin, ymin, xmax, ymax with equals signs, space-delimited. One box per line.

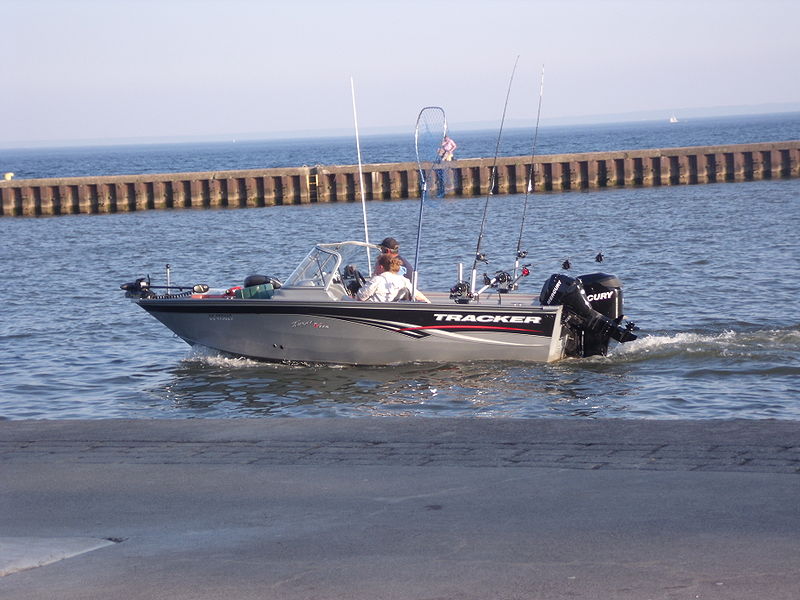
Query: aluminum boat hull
xmin=138 ymin=295 xmax=566 ymax=365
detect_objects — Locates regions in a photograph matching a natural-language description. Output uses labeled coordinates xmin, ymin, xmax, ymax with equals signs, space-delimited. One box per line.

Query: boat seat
xmin=392 ymin=288 xmax=412 ymax=302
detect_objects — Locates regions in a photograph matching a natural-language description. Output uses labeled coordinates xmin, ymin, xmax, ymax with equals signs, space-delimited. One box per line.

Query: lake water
xmin=1 ymin=114 xmax=798 ymax=420
xmin=4 ymin=112 xmax=800 ymax=179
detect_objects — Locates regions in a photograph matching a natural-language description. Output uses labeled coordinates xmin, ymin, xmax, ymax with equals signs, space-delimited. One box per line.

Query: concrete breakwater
xmin=1 ymin=140 xmax=798 ymax=217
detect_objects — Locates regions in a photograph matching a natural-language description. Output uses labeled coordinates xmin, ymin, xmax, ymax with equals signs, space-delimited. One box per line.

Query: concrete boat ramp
xmin=1 ymin=418 xmax=798 ymax=599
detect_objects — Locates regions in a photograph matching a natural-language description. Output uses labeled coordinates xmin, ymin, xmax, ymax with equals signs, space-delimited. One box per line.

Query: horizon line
xmin=2 ymin=104 xmax=799 ymax=151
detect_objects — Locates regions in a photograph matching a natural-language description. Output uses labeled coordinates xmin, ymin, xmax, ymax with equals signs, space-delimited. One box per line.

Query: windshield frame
xmin=283 ymin=241 xmax=378 ymax=292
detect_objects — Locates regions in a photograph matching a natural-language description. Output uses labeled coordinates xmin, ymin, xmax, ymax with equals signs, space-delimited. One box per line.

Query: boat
xmin=122 ymin=96 xmax=637 ymax=366
xmin=669 ymin=114 xmax=679 ymax=123
xmin=121 ymin=240 xmax=638 ymax=365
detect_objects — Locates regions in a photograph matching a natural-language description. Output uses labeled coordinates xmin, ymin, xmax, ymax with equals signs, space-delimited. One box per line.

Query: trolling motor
xmin=120 ymin=277 xmax=157 ymax=299
xmin=540 ymin=272 xmax=638 ymax=357
xmin=120 ymin=276 xmax=210 ymax=299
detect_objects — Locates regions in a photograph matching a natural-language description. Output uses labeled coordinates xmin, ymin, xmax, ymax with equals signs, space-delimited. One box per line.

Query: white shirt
xmin=357 ymin=271 xmax=413 ymax=302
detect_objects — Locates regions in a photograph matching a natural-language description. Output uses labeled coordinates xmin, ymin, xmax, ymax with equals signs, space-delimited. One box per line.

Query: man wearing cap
xmin=374 ymin=237 xmax=414 ymax=281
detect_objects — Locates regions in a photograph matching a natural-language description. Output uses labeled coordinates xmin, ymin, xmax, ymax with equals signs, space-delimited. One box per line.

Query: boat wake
xmin=181 ymin=345 xmax=349 ymax=370
xmin=608 ymin=326 xmax=800 ymax=364
xmin=181 ymin=346 xmax=263 ymax=369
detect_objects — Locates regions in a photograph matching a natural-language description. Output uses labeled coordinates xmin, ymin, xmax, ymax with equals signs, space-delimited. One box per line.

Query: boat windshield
xmin=283 ymin=241 xmax=377 ymax=291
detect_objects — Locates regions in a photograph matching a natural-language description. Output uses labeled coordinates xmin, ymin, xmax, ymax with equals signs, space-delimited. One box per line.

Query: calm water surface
xmin=3 ymin=112 xmax=800 ymax=179
xmin=1 ymin=115 xmax=798 ymax=420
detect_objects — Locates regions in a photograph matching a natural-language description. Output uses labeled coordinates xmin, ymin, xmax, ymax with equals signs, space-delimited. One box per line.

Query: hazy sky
xmin=2 ymin=0 xmax=798 ymax=146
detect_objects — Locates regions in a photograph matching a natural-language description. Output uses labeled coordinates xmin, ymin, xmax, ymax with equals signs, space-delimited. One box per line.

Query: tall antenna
xmin=350 ymin=76 xmax=372 ymax=274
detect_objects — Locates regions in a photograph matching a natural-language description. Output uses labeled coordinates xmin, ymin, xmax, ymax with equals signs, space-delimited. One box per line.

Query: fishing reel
xmin=483 ymin=263 xmax=532 ymax=294
xmin=475 ymin=252 xmax=489 ymax=264
xmin=449 ymin=281 xmax=473 ymax=304
xmin=484 ymin=270 xmax=513 ymax=293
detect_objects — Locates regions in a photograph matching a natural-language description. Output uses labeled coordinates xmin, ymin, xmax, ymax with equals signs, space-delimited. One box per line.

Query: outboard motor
xmin=540 ymin=272 xmax=637 ymax=358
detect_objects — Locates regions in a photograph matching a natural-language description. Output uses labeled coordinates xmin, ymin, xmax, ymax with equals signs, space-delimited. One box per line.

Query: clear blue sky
xmin=2 ymin=0 xmax=798 ymax=146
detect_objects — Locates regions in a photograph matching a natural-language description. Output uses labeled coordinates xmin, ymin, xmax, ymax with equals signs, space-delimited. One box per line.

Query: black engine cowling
xmin=540 ymin=272 xmax=637 ymax=357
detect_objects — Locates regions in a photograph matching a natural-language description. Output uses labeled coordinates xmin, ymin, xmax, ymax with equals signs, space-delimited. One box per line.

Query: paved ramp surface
xmin=1 ymin=418 xmax=798 ymax=599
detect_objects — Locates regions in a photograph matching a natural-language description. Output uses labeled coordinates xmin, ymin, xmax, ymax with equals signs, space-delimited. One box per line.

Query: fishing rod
xmin=470 ymin=55 xmax=520 ymax=296
xmin=350 ymin=76 xmax=373 ymax=275
xmin=512 ymin=64 xmax=545 ymax=285
xmin=472 ymin=65 xmax=545 ymax=300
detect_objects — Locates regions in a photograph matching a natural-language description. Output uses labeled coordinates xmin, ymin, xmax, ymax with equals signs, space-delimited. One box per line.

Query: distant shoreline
xmin=1 ymin=108 xmax=799 ymax=152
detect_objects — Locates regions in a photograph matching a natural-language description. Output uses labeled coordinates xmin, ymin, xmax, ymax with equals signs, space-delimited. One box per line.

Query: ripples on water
xmin=143 ymin=325 xmax=798 ymax=420
xmin=1 ymin=115 xmax=799 ymax=420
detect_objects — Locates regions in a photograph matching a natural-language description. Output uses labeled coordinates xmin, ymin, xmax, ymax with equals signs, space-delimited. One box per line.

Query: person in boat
xmin=374 ymin=237 xmax=414 ymax=281
xmin=358 ymin=254 xmax=430 ymax=303
xmin=438 ymin=136 xmax=457 ymax=161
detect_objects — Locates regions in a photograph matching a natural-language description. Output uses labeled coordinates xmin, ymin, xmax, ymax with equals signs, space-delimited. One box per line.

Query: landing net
xmin=414 ymin=106 xmax=452 ymax=199
xmin=411 ymin=106 xmax=449 ymax=296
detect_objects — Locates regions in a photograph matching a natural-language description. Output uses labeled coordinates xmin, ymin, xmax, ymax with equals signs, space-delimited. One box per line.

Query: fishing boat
xmin=121 ymin=93 xmax=638 ymax=365
xmin=121 ymin=240 xmax=637 ymax=365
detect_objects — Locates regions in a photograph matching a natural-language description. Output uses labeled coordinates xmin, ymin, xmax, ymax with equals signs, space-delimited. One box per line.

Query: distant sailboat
xmin=669 ymin=114 xmax=679 ymax=123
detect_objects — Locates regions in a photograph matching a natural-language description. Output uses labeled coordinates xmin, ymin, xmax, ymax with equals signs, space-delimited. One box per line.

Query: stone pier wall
xmin=1 ymin=141 xmax=798 ymax=217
